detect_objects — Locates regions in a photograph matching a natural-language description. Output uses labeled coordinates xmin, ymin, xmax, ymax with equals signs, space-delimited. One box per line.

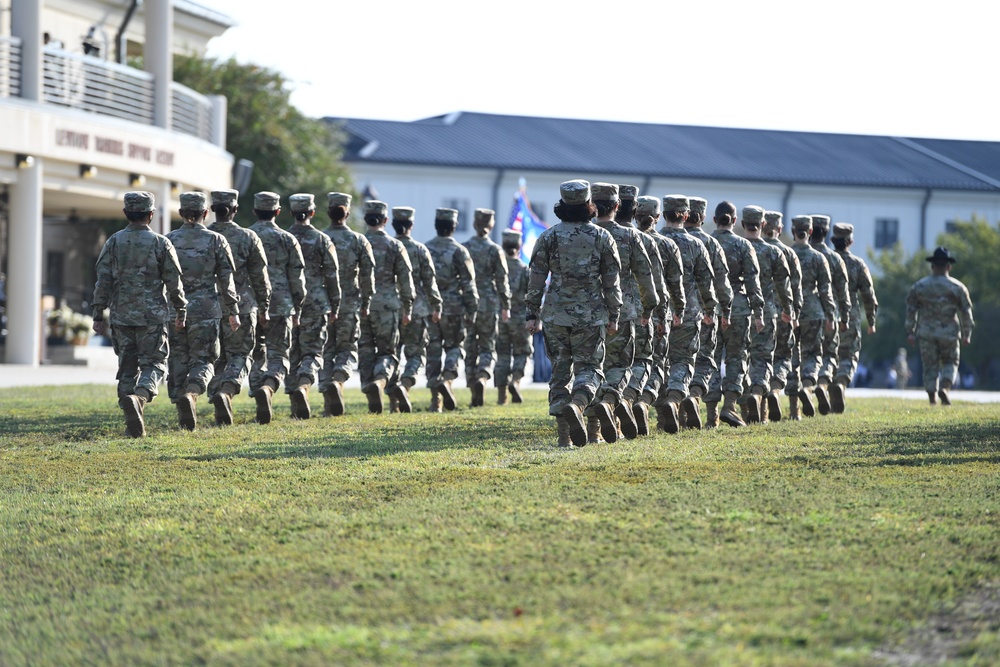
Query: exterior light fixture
xmin=129 ymin=173 xmax=146 ymax=187
xmin=80 ymin=164 xmax=98 ymax=179
xmin=16 ymin=154 xmax=34 ymax=169
xmin=170 ymin=181 xmax=180 ymax=196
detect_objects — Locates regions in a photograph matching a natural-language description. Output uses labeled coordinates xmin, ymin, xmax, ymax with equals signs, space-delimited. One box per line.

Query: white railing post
xmin=144 ymin=0 xmax=173 ymax=129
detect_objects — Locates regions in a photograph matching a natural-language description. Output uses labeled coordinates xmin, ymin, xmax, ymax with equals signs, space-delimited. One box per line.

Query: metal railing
xmin=0 ymin=37 xmax=216 ymax=143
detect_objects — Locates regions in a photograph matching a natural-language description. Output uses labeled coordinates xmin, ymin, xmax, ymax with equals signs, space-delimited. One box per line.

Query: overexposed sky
xmin=204 ymin=0 xmax=999 ymax=141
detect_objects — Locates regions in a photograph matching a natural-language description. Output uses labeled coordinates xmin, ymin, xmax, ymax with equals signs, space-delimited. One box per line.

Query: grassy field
xmin=0 ymin=385 xmax=997 ymax=666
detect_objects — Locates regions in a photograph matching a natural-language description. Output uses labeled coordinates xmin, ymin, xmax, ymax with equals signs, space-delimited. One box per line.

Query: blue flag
xmin=506 ymin=185 xmax=547 ymax=264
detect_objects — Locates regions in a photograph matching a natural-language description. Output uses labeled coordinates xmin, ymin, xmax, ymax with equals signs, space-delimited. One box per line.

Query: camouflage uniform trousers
xmin=112 ymin=324 xmax=169 ymax=404
xmin=465 ymin=308 xmax=499 ymax=383
xmin=427 ymin=316 xmax=467 ymax=388
xmin=592 ymin=320 xmax=635 ymax=408
xmin=917 ymin=335 xmax=960 ymax=392
xmin=287 ymin=305 xmax=329 ymax=391
xmin=626 ymin=318 xmax=655 ymax=397
xmin=819 ymin=324 xmax=840 ymax=384
xmin=709 ymin=305 xmax=751 ymax=399
xmin=772 ymin=318 xmax=796 ymax=391
xmin=249 ymin=316 xmax=293 ymax=394
xmin=665 ymin=318 xmax=702 ymax=396
xmin=795 ymin=319 xmax=825 ymax=389
xmin=746 ymin=315 xmax=777 ymax=393
xmin=834 ymin=318 xmax=863 ymax=385
xmin=319 ymin=309 xmax=361 ymax=391
xmin=208 ymin=311 xmax=257 ymax=401
xmin=544 ymin=323 xmax=607 ymax=417
xmin=692 ymin=319 xmax=720 ymax=400
xmin=399 ymin=315 xmax=430 ymax=386
xmin=495 ymin=318 xmax=533 ymax=387
xmin=642 ymin=320 xmax=670 ymax=400
xmin=167 ymin=318 xmax=220 ymax=402
xmin=359 ymin=309 xmax=401 ymax=386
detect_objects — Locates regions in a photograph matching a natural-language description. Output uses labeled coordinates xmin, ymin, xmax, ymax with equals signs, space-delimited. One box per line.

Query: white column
xmin=209 ymin=95 xmax=227 ymax=148
xmin=6 ymin=161 xmax=44 ymax=365
xmin=157 ymin=181 xmax=173 ymax=235
xmin=11 ymin=0 xmax=42 ymax=101
xmin=144 ymin=0 xmax=173 ymax=129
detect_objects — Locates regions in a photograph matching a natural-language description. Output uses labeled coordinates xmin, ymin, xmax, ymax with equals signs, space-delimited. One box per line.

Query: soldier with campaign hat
xmin=831 ymin=222 xmax=878 ymax=412
xmin=392 ymin=206 xmax=443 ymax=410
xmin=426 ymin=208 xmax=478 ymax=411
xmin=206 ymin=188 xmax=271 ymax=426
xmin=285 ymin=193 xmax=341 ymax=419
xmin=359 ymin=200 xmax=415 ymax=413
xmin=92 ymin=191 xmax=187 ymax=437
xmin=905 ymin=247 xmax=974 ymax=405
xmin=463 ymin=208 xmax=511 ymax=407
xmin=809 ymin=214 xmax=851 ymax=415
xmin=248 ymin=192 xmax=306 ymax=424
xmin=525 ymin=179 xmax=622 ymax=448
xmin=496 ymin=228 xmax=533 ymax=404
xmin=319 ymin=192 xmax=375 ymax=416
xmin=166 ymin=191 xmax=241 ymax=431
xmin=763 ymin=210 xmax=802 ymax=420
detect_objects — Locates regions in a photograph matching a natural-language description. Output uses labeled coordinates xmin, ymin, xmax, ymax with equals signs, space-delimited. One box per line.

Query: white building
xmin=0 ymin=0 xmax=233 ymax=366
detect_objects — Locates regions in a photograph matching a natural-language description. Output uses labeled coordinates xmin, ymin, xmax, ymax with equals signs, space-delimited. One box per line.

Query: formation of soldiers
xmin=92 ymin=181 xmax=973 ymax=443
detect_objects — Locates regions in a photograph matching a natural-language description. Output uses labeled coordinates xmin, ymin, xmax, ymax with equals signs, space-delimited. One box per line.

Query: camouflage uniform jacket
xmin=426 ymin=236 xmax=478 ymax=317
xmin=660 ymin=225 xmax=717 ymax=320
xmin=597 ymin=219 xmax=659 ymax=321
xmin=92 ymin=224 xmax=187 ymax=326
xmin=208 ymin=220 xmax=271 ymax=316
xmin=504 ymin=253 xmax=530 ymax=321
xmin=365 ymin=228 xmax=415 ymax=314
xmin=326 ymin=224 xmax=375 ymax=313
xmin=748 ymin=237 xmax=793 ymax=319
xmin=290 ymin=222 xmax=341 ymax=316
xmin=766 ymin=237 xmax=803 ymax=317
xmin=635 ymin=230 xmax=669 ymax=321
xmin=464 ymin=235 xmax=511 ymax=314
xmin=905 ymin=274 xmax=974 ymax=340
xmin=793 ymin=243 xmax=836 ymax=322
xmin=645 ymin=229 xmax=686 ymax=319
xmin=526 ymin=221 xmax=622 ymax=327
xmin=166 ymin=222 xmax=239 ymax=320
xmin=712 ymin=228 xmax=764 ymax=319
xmin=249 ymin=219 xmax=306 ymax=317
xmin=811 ymin=241 xmax=851 ymax=324
xmin=836 ymin=249 xmax=878 ymax=327
xmin=688 ymin=226 xmax=733 ymax=319
xmin=398 ymin=235 xmax=443 ymax=319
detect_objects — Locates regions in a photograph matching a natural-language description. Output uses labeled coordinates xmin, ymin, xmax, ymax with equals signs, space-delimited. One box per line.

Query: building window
xmin=874 ymin=218 xmax=899 ymax=249
xmin=442 ymin=198 xmax=470 ymax=232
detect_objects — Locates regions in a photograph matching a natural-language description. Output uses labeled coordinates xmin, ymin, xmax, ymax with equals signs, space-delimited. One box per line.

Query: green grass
xmin=1 ymin=385 xmax=997 ymax=666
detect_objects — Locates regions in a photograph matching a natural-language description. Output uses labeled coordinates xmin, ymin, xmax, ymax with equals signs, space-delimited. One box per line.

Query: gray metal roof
xmin=330 ymin=112 xmax=1000 ymax=192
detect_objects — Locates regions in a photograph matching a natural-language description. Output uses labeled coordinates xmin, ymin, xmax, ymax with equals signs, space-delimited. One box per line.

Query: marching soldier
xmin=809 ymin=214 xmax=851 ymax=414
xmin=496 ymin=229 xmax=532 ymax=404
xmin=831 ymin=222 xmax=878 ymax=412
xmin=763 ymin=210 xmax=802 ymax=421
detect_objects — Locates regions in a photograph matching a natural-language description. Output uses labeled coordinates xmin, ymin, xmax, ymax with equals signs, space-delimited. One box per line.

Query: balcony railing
xmin=0 ymin=36 xmax=216 ymax=143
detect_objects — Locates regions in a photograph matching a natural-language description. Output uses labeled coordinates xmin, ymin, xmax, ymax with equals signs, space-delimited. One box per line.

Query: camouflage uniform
xmin=832 ymin=223 xmax=878 ymax=388
xmin=905 ymin=248 xmax=974 ymax=398
xmin=393 ymin=208 xmax=443 ymax=391
xmin=639 ymin=225 xmax=686 ymax=407
xmin=92 ymin=191 xmax=187 ymax=436
xmin=165 ymin=194 xmax=239 ymax=417
xmin=248 ymin=193 xmax=307 ymax=416
xmin=809 ymin=215 xmax=851 ymax=391
xmin=426 ymin=208 xmax=478 ymax=408
xmin=763 ymin=211 xmax=802 ymax=397
xmin=496 ymin=230 xmax=533 ymax=399
xmin=206 ymin=189 xmax=271 ymax=410
xmin=463 ymin=209 xmax=511 ymax=404
xmin=320 ymin=193 xmax=375 ymax=397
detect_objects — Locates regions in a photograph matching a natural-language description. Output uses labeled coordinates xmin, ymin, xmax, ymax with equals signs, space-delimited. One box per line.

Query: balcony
xmin=0 ymin=35 xmax=216 ymax=143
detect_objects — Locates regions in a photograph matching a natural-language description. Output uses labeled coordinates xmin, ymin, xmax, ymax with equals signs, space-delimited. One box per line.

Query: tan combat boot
xmin=497 ymin=384 xmax=508 ymax=405
xmin=815 ymin=380 xmax=831 ymax=415
xmin=429 ymin=388 xmax=442 ymax=413
xmin=323 ymin=380 xmax=345 ymax=417
xmin=561 ymin=399 xmax=588 ymax=447
xmin=587 ymin=415 xmax=604 ymax=444
xmin=593 ymin=399 xmax=619 ymax=443
xmin=440 ymin=379 xmax=457 ymax=411
xmin=660 ymin=390 xmax=685 ymax=434
xmin=614 ymin=399 xmax=638 ymax=440
xmin=556 ymin=415 xmax=572 ymax=447
xmin=363 ymin=376 xmax=387 ymax=414
xmin=705 ymin=401 xmax=721 ymax=429
xmin=212 ymin=381 xmax=237 ymax=426
xmin=767 ymin=381 xmax=783 ymax=422
xmin=746 ymin=386 xmax=765 ymax=424
xmin=719 ymin=391 xmax=746 ymax=428
xmin=289 ymin=383 xmax=311 ymax=420
xmin=469 ymin=375 xmax=486 ymax=407
xmin=830 ymin=378 xmax=847 ymax=413
xmin=632 ymin=390 xmax=656 ymax=436
xmin=387 ymin=383 xmax=412 ymax=413
xmin=927 ymin=390 xmax=938 ymax=405
xmin=938 ymin=380 xmax=952 ymax=406
xmin=788 ymin=394 xmax=802 ymax=421
xmin=254 ymin=380 xmax=276 ymax=424
xmin=682 ymin=385 xmax=703 ymax=430
xmin=759 ymin=395 xmax=769 ymax=425
xmin=122 ymin=391 xmax=148 ymax=438
xmin=509 ymin=379 xmax=523 ymax=404
xmin=177 ymin=386 xmax=198 ymax=431
xmin=797 ymin=383 xmax=816 ymax=417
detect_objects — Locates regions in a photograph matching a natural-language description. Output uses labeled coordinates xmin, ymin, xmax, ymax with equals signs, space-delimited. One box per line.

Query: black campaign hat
xmin=926 ymin=246 xmax=957 ymax=264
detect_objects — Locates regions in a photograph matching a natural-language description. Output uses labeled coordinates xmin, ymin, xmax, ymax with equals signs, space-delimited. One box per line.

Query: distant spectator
xmin=890 ymin=347 xmax=911 ymax=389
xmin=853 ymin=360 xmax=870 ymax=388
xmin=961 ymin=371 xmax=975 ymax=389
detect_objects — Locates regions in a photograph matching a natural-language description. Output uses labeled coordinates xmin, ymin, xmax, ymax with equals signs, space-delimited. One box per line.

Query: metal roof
xmin=330 ymin=112 xmax=1000 ymax=192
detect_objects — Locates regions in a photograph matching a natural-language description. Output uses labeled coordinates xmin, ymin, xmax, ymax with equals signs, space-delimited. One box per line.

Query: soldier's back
xmin=536 ymin=221 xmax=619 ymax=326
xmin=167 ymin=224 xmax=230 ymax=320
xmin=327 ymin=225 xmax=370 ymax=299
xmin=209 ymin=221 xmax=265 ymax=313
xmin=250 ymin=220 xmax=301 ymax=311
xmin=99 ymin=226 xmax=177 ymax=325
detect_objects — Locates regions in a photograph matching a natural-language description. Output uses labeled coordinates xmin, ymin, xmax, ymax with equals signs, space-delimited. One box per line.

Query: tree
xmin=173 ymin=56 xmax=354 ymax=219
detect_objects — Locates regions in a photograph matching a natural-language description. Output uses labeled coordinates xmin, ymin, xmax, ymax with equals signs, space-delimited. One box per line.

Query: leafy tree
xmin=172 ymin=56 xmax=354 ymax=221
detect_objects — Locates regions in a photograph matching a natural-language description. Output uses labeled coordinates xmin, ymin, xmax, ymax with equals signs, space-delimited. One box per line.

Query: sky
xmin=203 ymin=0 xmax=1000 ymax=141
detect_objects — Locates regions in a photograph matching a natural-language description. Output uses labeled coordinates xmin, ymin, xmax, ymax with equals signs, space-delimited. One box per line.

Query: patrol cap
xmin=474 ymin=208 xmax=495 ymax=226
xmin=810 ymin=214 xmax=831 ymax=230
xmin=764 ymin=211 xmax=783 ymax=230
xmin=832 ymin=222 xmax=854 ymax=239
xmin=502 ymin=229 xmax=522 ymax=245
xmin=618 ymin=184 xmax=639 ymax=200
xmin=742 ymin=205 xmax=765 ymax=226
xmin=559 ymin=179 xmax=591 ymax=204
xmin=327 ymin=192 xmax=352 ymax=208
xmin=392 ymin=206 xmax=416 ymax=222
xmin=926 ymin=246 xmax=957 ymax=264
xmin=663 ymin=195 xmax=690 ymax=213
xmin=435 ymin=207 xmax=459 ymax=223
xmin=254 ymin=191 xmax=281 ymax=211
xmin=636 ymin=195 xmax=661 ymax=217
xmin=364 ymin=200 xmax=389 ymax=217
xmin=592 ymin=182 xmax=619 ymax=202
xmin=791 ymin=215 xmax=813 ymax=233
xmin=124 ymin=191 xmax=155 ymax=213
xmin=179 ymin=191 xmax=208 ymax=211
xmin=210 ymin=189 xmax=238 ymax=207
xmin=689 ymin=197 xmax=708 ymax=217
xmin=289 ymin=193 xmax=315 ymax=213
